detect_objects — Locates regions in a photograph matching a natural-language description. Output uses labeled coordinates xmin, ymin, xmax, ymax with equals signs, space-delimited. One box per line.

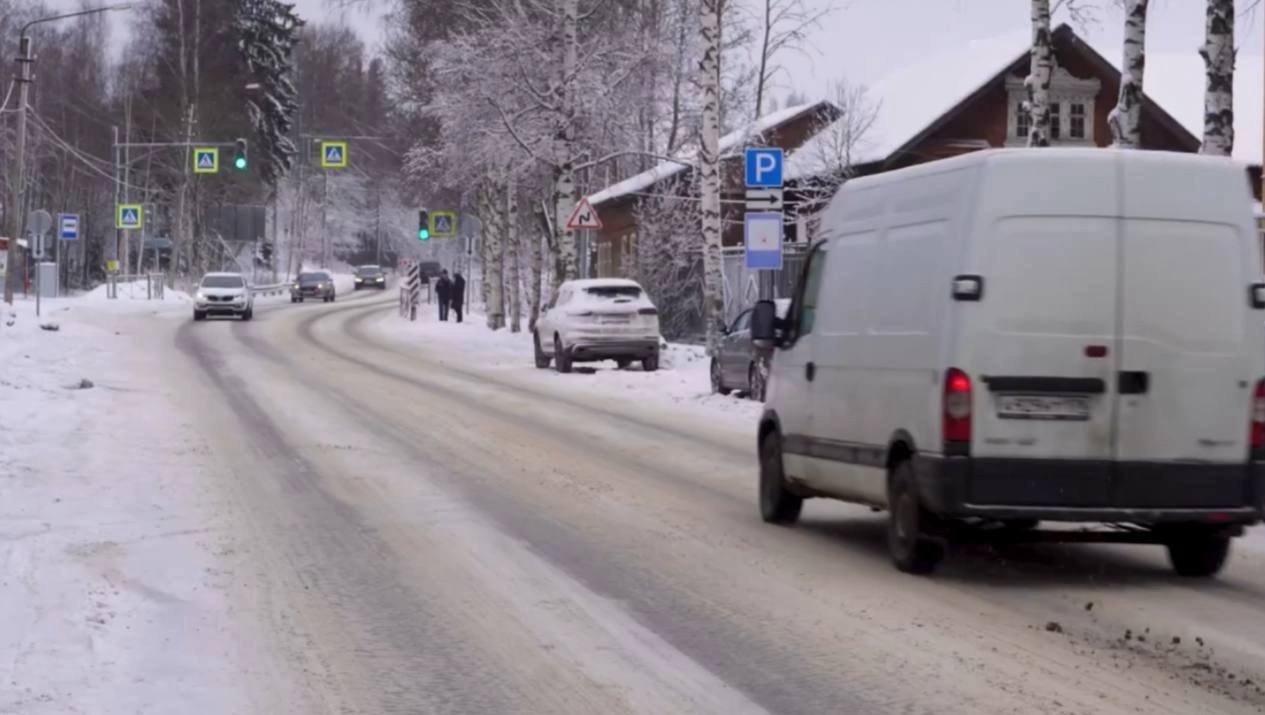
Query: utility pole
xmin=4 ymin=34 xmax=32 ymax=304
xmin=5 ymin=5 xmax=132 ymax=304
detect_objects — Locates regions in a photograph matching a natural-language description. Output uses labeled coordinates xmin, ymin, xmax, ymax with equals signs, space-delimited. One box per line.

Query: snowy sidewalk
xmin=367 ymin=306 xmax=763 ymax=432
xmin=0 ymin=296 xmax=265 ymax=714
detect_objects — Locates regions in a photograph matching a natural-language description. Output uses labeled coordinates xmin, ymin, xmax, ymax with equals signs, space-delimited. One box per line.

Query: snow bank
xmin=0 ymin=299 xmax=259 ymax=713
xmin=370 ymin=307 xmax=762 ymax=431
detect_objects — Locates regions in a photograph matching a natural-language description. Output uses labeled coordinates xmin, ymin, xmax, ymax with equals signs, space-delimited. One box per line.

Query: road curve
xmin=161 ymin=291 xmax=1265 ymax=715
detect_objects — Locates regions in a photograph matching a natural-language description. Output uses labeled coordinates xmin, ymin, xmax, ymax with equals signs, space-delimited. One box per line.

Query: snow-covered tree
xmin=236 ymin=0 xmax=303 ymax=188
xmin=799 ymin=78 xmax=878 ymax=201
xmin=1200 ymin=0 xmax=1234 ymax=155
xmin=1025 ymin=0 xmax=1054 ymax=147
xmin=1110 ymin=0 xmax=1149 ymax=148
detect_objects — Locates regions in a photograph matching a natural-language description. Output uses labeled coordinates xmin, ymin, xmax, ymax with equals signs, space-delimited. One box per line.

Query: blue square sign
xmin=744 ymin=212 xmax=783 ymax=270
xmin=57 ymin=213 xmax=80 ymax=241
xmin=744 ymin=147 xmax=784 ymax=188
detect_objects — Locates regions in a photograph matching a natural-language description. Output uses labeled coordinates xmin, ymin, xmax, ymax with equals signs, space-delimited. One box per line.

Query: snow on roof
xmin=589 ymin=102 xmax=831 ymax=206
xmin=787 ymin=28 xmax=1264 ymax=182
xmin=786 ymin=30 xmax=1031 ymax=181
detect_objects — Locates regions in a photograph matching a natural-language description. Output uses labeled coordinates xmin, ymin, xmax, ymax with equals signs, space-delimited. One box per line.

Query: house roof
xmin=786 ymin=25 xmax=1263 ymax=181
xmin=588 ymin=100 xmax=839 ymax=206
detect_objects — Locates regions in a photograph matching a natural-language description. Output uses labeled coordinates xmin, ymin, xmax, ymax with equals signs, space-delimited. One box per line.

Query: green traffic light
xmin=234 ymin=156 xmax=247 ymax=170
xmin=418 ymin=229 xmax=430 ymax=241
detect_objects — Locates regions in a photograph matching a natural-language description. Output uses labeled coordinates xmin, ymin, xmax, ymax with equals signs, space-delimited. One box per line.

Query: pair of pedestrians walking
xmin=433 ymin=270 xmax=466 ymax=322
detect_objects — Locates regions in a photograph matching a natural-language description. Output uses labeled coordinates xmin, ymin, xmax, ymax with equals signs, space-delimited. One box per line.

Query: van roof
xmin=564 ymin=278 xmax=642 ymax=289
xmin=841 ymin=148 xmax=1249 ymax=193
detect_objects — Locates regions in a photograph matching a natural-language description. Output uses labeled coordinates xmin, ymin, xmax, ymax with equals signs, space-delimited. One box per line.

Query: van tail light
xmin=1251 ymin=379 xmax=1265 ymax=450
xmin=943 ymin=368 xmax=972 ymax=453
xmin=638 ymin=307 xmax=658 ymax=315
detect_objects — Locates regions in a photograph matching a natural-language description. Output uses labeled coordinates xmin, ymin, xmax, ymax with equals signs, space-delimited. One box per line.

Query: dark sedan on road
xmin=291 ymin=271 xmax=336 ymax=303
xmin=354 ymin=265 xmax=387 ymax=290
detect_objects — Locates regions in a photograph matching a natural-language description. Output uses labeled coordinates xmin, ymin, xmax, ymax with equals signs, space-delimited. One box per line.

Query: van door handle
xmin=1118 ymin=371 xmax=1149 ymax=395
xmin=806 ymin=362 xmax=816 ymax=382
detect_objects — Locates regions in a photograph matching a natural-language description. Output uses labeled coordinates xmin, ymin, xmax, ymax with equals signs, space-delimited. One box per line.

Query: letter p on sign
xmin=744 ymin=147 xmax=784 ymax=188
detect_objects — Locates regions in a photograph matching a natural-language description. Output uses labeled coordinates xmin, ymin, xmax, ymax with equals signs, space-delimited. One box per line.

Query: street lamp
xmin=3 ymin=3 xmax=133 ymax=304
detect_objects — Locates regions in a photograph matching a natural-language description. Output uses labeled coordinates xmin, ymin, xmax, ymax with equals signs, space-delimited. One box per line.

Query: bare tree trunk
xmin=666 ymin=0 xmax=690 ymax=153
xmin=754 ymin=0 xmax=773 ymax=120
xmin=487 ymin=183 xmax=506 ymax=330
xmin=1200 ymin=0 xmax=1234 ymax=156
xmin=529 ymin=200 xmax=546 ymax=332
xmin=506 ymin=176 xmax=521 ymax=332
xmin=1025 ymin=0 xmax=1053 ymax=147
xmin=552 ymin=0 xmax=580 ymax=291
xmin=699 ymin=0 xmax=724 ymax=355
xmin=1110 ymin=0 xmax=1149 ymax=148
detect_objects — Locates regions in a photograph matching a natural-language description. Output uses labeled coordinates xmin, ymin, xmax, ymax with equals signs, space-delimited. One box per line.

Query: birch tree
xmin=1109 ymin=0 xmax=1149 ymax=148
xmin=699 ymin=0 xmax=725 ymax=354
xmin=506 ymin=175 xmax=522 ymax=332
xmin=1199 ymin=0 xmax=1234 ymax=155
xmin=481 ymin=183 xmax=506 ymax=329
xmin=1025 ymin=0 xmax=1054 ymax=147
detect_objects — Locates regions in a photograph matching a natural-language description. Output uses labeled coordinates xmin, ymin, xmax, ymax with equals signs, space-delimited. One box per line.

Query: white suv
xmin=193 ymin=272 xmax=254 ymax=321
xmin=534 ymin=279 xmax=661 ymax=373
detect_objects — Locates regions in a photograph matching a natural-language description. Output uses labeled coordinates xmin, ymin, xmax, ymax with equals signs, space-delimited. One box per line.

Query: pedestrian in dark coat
xmin=450 ymin=271 xmax=466 ymax=323
xmin=434 ymin=270 xmax=452 ymax=321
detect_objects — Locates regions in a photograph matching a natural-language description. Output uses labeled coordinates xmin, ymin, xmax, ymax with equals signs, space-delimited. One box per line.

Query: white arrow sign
xmin=745 ymin=188 xmax=784 ymax=212
xmin=566 ymin=197 xmax=603 ymax=230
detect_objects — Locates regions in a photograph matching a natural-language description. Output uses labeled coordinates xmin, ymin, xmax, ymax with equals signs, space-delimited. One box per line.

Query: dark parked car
xmin=291 ymin=271 xmax=336 ymax=303
xmin=711 ymin=299 xmax=789 ymax=401
xmin=354 ymin=265 xmax=387 ymax=290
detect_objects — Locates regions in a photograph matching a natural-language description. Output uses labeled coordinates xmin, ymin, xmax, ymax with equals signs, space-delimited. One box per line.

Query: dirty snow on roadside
xmin=0 ymin=296 xmax=271 ymax=714
xmin=368 ymin=306 xmax=763 ymax=431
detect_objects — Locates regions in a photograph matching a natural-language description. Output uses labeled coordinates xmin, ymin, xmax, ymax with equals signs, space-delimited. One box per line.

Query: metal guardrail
xmin=106 ymin=273 xmax=166 ymax=300
xmin=249 ymin=282 xmax=290 ymax=297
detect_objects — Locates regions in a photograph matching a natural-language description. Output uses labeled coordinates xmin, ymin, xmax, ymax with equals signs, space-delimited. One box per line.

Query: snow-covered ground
xmin=367 ymin=305 xmax=763 ymax=431
xmin=0 ymin=296 xmax=272 ymax=714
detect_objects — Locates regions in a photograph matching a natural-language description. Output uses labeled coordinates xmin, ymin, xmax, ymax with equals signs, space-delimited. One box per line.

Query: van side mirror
xmin=1251 ymin=283 xmax=1265 ymax=310
xmin=751 ymin=300 xmax=779 ymax=346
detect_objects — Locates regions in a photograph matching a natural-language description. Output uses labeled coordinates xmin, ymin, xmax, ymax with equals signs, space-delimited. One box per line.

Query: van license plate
xmin=997 ymin=395 xmax=1090 ymax=421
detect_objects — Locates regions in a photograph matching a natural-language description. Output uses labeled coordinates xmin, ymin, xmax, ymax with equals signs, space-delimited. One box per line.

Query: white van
xmin=750 ymin=149 xmax=1265 ymax=576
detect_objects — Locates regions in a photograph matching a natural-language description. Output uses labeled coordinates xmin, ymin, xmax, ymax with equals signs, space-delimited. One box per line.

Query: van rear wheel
xmin=887 ymin=460 xmax=945 ymax=575
xmin=759 ymin=431 xmax=802 ymax=524
xmin=1166 ymin=530 xmax=1231 ymax=578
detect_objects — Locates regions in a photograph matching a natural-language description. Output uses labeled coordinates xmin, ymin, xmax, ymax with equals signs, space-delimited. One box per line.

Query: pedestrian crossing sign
xmin=193 ymin=147 xmax=218 ymax=173
xmin=430 ymin=211 xmax=457 ymax=238
xmin=116 ymin=203 xmax=143 ymax=229
xmin=320 ymin=140 xmax=348 ymax=169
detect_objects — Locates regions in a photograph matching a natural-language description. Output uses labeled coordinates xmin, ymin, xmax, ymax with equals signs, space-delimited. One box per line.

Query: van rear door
xmin=962 ymin=156 xmax=1120 ymax=504
xmin=1113 ymin=158 xmax=1257 ymax=501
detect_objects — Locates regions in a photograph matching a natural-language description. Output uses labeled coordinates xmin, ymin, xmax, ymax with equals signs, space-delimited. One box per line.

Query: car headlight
xmin=196 ymin=291 xmax=206 ymax=301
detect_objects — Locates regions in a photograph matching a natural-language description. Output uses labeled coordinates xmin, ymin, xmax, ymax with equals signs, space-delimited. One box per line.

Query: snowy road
xmin=23 ymin=290 xmax=1265 ymax=713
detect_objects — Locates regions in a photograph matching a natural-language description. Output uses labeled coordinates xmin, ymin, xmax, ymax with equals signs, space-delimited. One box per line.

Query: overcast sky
xmin=48 ymin=0 xmax=1265 ymax=103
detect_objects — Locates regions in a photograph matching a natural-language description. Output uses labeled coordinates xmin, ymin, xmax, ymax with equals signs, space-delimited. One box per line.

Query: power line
xmin=28 ymin=109 xmax=149 ymax=193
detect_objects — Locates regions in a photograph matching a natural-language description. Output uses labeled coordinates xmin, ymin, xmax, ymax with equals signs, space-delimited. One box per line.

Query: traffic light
xmin=233 ymin=138 xmax=248 ymax=170
xmin=418 ymin=209 xmax=430 ymax=241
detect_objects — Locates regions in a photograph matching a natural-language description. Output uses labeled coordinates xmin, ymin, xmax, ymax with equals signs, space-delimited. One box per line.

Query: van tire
xmin=887 ymin=459 xmax=945 ymax=575
xmin=759 ymin=431 xmax=803 ymax=525
xmin=1166 ymin=531 xmax=1231 ymax=578
xmin=642 ymin=351 xmax=659 ymax=372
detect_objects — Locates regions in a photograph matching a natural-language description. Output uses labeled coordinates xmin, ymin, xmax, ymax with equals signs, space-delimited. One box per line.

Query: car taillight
xmin=638 ymin=307 xmax=658 ymax=316
xmin=943 ymin=368 xmax=972 ymax=451
xmin=1251 ymin=379 xmax=1265 ymax=449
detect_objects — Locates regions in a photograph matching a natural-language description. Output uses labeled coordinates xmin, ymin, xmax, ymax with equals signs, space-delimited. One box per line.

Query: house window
xmin=1049 ymin=102 xmax=1061 ymax=140
xmin=1016 ymin=101 xmax=1030 ymax=139
xmin=1069 ymin=102 xmax=1086 ymax=139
